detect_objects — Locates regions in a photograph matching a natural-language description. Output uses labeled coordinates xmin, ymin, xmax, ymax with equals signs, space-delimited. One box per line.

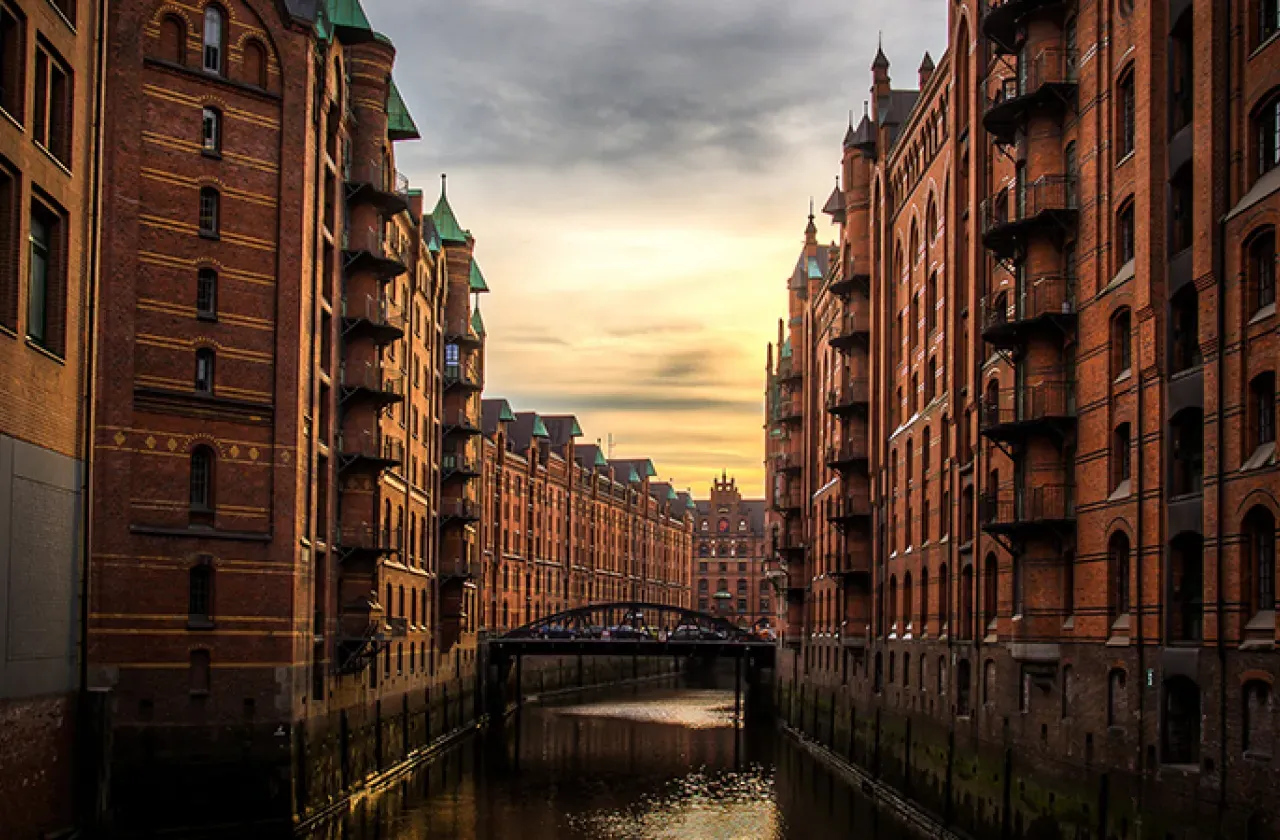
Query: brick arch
xmin=147 ymin=2 xmax=192 ymax=29
xmin=1236 ymin=488 xmax=1280 ymax=520
xmin=1104 ymin=516 xmax=1136 ymax=544
xmin=195 ymin=94 xmax=230 ymax=109
xmin=1242 ymin=670 xmax=1276 ymax=686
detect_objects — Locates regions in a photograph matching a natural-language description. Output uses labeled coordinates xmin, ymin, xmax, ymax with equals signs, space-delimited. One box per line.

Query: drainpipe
xmin=1214 ymin=0 xmax=1231 ymax=820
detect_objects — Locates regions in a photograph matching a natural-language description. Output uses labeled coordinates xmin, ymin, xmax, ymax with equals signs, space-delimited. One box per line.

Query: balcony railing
xmin=444 ymin=361 xmax=483 ymax=391
xmin=443 ymin=317 xmax=481 ymax=345
xmin=440 ymin=558 xmax=481 ymax=581
xmin=342 ymin=293 xmax=405 ymax=341
xmin=829 ymin=310 xmax=871 ymax=348
xmin=980 ymin=176 xmax=1078 ymax=256
xmin=337 ymin=523 xmax=402 ymax=554
xmin=984 ymin=49 xmax=1078 ymax=144
xmin=342 ymin=224 xmax=408 ymax=278
xmin=826 ymin=378 xmax=870 ymax=414
xmin=773 ymin=492 xmax=803 ymax=513
xmin=981 ymin=274 xmax=1076 ymax=342
xmin=336 ymin=430 xmax=403 ymax=466
xmin=825 ymin=440 xmax=869 ymax=468
xmin=978 ymin=381 xmax=1075 ymax=437
xmin=981 ymin=0 xmax=1071 ymax=53
xmin=440 ymin=498 xmax=482 ymax=523
xmin=442 ymin=408 xmax=482 ymax=434
xmin=339 ymin=362 xmax=406 ymax=401
xmin=828 ymin=497 xmax=873 ymax=524
xmin=774 ymin=452 xmax=802 ymax=473
xmin=777 ymin=397 xmax=803 ymax=423
xmin=777 ymin=358 xmax=802 ymax=383
xmin=441 ymin=451 xmax=481 ymax=479
xmin=979 ymin=483 xmax=1075 ymax=531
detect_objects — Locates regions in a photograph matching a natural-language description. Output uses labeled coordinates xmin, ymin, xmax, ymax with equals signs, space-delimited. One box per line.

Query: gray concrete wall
xmin=0 ymin=433 xmax=83 ymax=699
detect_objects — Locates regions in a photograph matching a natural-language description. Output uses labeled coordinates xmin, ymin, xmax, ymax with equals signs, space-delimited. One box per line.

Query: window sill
xmin=0 ymin=104 xmax=23 ymax=132
xmin=44 ymin=0 xmax=77 ymax=32
xmin=35 ymin=140 xmax=73 ymax=176
xmin=1115 ymin=150 xmax=1135 ymax=169
xmin=1241 ymin=442 xmax=1277 ymax=472
xmin=1100 ymin=260 xmax=1136 ymax=297
xmin=199 ymin=230 xmax=221 ymax=241
xmin=197 ymin=312 xmax=218 ymax=323
xmin=202 ymin=149 xmax=222 ymax=161
xmin=187 ymin=618 xmax=215 ymax=630
xmin=1249 ymin=303 xmax=1276 ymax=326
xmin=1108 ymin=480 xmax=1132 ymax=502
xmin=1114 ymin=368 xmax=1132 ymax=385
xmin=25 ymin=336 xmax=67 ymax=364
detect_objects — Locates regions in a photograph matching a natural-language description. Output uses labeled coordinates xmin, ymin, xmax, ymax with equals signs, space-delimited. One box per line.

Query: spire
xmin=873 ymin=32 xmax=889 ymax=70
xmin=804 ymin=199 xmax=817 ymax=244
xmin=918 ymin=50 xmax=935 ymax=88
xmin=843 ymin=109 xmax=858 ymax=148
xmin=431 ymin=173 xmax=467 ymax=244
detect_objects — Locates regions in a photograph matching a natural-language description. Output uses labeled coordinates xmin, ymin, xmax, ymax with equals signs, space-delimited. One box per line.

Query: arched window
xmin=1169 ymin=164 xmax=1194 ymax=255
xmin=1249 ymin=228 xmax=1276 ymax=313
xmin=926 ymin=356 xmax=937 ymax=402
xmin=920 ymin=566 xmax=930 ymax=635
xmin=159 ymin=15 xmax=186 ymax=64
xmin=1170 ymin=284 xmax=1201 ymax=373
xmin=1108 ymin=531 xmax=1131 ymax=625
xmin=201 ymin=107 xmax=220 ymax=154
xmin=1117 ymin=65 xmax=1136 ymax=158
xmin=202 ymin=7 xmax=225 ymax=74
xmin=190 ymin=446 xmax=214 ymax=511
xmin=242 ymin=39 xmax=267 ymax=88
xmin=1112 ymin=423 xmax=1132 ymax=492
xmin=938 ymin=564 xmax=950 ymax=630
xmin=888 ymin=575 xmax=898 ymax=630
xmin=199 ymin=187 xmax=219 ymax=236
xmin=1255 ymin=91 xmax=1280 ymax=182
xmin=983 ymin=553 xmax=998 ymax=629
xmin=903 ymin=572 xmax=914 ymax=630
xmin=960 ymin=564 xmax=974 ymax=639
xmin=1244 ymin=680 xmax=1273 ymax=756
xmin=196 ymin=269 xmax=217 ymax=318
xmin=698 ymin=579 xmax=708 ymax=592
xmin=1163 ymin=677 xmax=1201 ymax=765
xmin=194 ymin=348 xmax=214 ymax=393
xmin=189 ymin=562 xmax=213 ymax=623
xmin=1107 ymin=668 xmax=1127 ymax=727
xmin=1117 ymin=198 xmax=1136 ymax=266
xmin=1246 ymin=507 xmax=1277 ymax=618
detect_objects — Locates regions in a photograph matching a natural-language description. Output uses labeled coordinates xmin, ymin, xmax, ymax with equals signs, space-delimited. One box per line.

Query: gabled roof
xmin=386 ymin=80 xmax=420 ymax=141
xmin=541 ymin=415 xmax=584 ymax=449
xmin=469 ymin=259 xmax=490 ymax=293
xmin=609 ymin=458 xmax=656 ymax=481
xmin=575 ymin=444 xmax=608 ymax=470
xmin=850 ymin=114 xmax=877 ymax=151
xmin=650 ymin=481 xmax=679 ymax=504
xmin=431 ymin=178 xmax=468 ymax=244
xmin=481 ymin=398 xmax=516 ymax=435
xmin=822 ymin=184 xmax=846 ymax=221
xmin=509 ymin=412 xmax=550 ymax=453
xmin=676 ymin=491 xmax=696 ymax=512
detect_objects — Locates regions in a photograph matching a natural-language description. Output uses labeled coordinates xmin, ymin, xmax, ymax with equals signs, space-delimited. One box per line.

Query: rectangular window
xmin=0 ymin=162 xmax=16 ymax=330
xmin=1118 ymin=71 xmax=1135 ymax=158
xmin=0 ymin=4 xmax=23 ymax=122
xmin=26 ymin=199 xmax=64 ymax=354
xmin=32 ymin=42 xmax=71 ymax=167
xmin=1117 ymin=204 xmax=1135 ymax=265
xmin=202 ymin=107 xmax=220 ymax=154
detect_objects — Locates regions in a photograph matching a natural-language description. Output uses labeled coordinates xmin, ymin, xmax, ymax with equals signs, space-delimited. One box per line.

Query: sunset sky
xmin=363 ymin=0 xmax=947 ymax=497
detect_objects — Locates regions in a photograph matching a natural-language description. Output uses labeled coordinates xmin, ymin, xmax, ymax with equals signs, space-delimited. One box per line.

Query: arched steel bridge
xmin=487 ymin=601 xmax=776 ymax=665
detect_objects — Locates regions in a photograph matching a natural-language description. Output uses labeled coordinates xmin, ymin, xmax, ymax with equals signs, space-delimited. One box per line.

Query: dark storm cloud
xmin=371 ymin=0 xmax=859 ymax=169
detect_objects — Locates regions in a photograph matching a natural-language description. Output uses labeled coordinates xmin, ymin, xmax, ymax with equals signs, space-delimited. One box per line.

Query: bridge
xmin=483 ymin=602 xmax=777 ymax=717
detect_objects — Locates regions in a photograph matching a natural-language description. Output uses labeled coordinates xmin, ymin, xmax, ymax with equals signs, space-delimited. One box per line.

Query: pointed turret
xmin=871 ymin=36 xmax=892 ymax=121
xmin=431 ymin=174 xmax=468 ymax=244
xmin=804 ymin=199 xmax=817 ymax=245
xmin=918 ymin=51 xmax=935 ymax=88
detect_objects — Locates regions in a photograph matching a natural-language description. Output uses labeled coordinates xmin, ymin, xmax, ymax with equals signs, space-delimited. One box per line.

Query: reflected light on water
xmin=553 ymin=689 xmax=739 ymax=730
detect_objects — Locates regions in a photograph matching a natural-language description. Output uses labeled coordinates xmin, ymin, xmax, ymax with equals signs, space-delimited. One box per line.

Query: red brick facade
xmin=693 ymin=473 xmax=772 ymax=627
xmin=767 ymin=1 xmax=1280 ymax=835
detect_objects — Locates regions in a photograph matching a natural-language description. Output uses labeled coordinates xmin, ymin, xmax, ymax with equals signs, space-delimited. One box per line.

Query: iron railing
xmin=339 ymin=362 xmax=406 ymax=397
xmin=978 ymin=381 xmax=1074 ymax=430
xmin=978 ymin=483 xmax=1075 ymax=526
xmin=342 ymin=293 xmax=405 ymax=333
xmin=982 ymin=274 xmax=1076 ymax=331
xmin=981 ymin=175 xmax=1078 ymax=237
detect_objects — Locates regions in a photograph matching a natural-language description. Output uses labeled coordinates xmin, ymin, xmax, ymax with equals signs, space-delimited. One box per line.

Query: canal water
xmin=316 ymin=679 xmax=917 ymax=840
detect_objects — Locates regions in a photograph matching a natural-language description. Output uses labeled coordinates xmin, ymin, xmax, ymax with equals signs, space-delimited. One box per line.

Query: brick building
xmin=479 ymin=399 xmax=694 ymax=634
xmin=693 ymin=472 xmax=772 ymax=627
xmin=0 ymin=1 xmax=103 ymax=835
xmin=766 ymin=1 xmax=1280 ymax=835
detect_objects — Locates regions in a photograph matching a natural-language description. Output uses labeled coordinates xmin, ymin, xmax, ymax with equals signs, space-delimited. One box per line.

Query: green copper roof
xmin=532 ymin=416 xmax=550 ymax=438
xmin=426 ymin=227 xmax=441 ymax=253
xmin=665 ymin=486 xmax=678 ymax=501
xmin=470 ymin=308 xmax=485 ymax=337
xmin=498 ymin=401 xmax=516 ymax=423
xmin=685 ymin=495 xmax=696 ymax=510
xmin=318 ymin=0 xmax=371 ymax=37
xmin=386 ymin=80 xmax=420 ymax=141
xmin=780 ymin=339 xmax=793 ymax=359
xmin=431 ymin=179 xmax=468 ymax=244
xmin=469 ymin=259 xmax=490 ymax=293
xmin=807 ymin=257 xmax=822 ymax=280
xmin=594 ymin=449 xmax=608 ymax=467
xmin=625 ymin=467 xmax=640 ymax=483
xmin=569 ymin=418 xmax=584 ymax=436
xmin=641 ymin=460 xmax=656 ymax=477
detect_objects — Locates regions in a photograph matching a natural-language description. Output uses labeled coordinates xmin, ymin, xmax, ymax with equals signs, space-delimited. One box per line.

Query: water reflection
xmin=317 ymin=684 xmax=914 ymax=840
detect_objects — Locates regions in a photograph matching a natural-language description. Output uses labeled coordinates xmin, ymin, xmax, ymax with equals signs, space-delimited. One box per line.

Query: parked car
xmin=605 ymin=624 xmax=646 ymax=640
xmin=698 ymin=628 xmax=729 ymax=641
xmin=541 ymin=625 xmax=575 ymax=639
xmin=670 ymin=625 xmax=701 ymax=641
xmin=583 ymin=625 xmax=605 ymax=639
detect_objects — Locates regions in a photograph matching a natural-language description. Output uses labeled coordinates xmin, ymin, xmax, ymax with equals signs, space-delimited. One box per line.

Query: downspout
xmin=1214 ymin=0 xmax=1231 ymax=819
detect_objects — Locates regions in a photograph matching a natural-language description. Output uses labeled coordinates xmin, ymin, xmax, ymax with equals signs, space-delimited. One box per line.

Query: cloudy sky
xmin=363 ymin=0 xmax=948 ymax=497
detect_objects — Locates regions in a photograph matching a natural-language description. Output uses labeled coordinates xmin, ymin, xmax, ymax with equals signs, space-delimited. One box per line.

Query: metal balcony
xmin=442 ymin=408 xmax=482 ymax=438
xmin=978 ymin=381 xmax=1076 ymax=444
xmin=440 ymin=558 xmax=481 ymax=583
xmin=981 ymin=274 xmax=1077 ymax=349
xmin=441 ymin=452 xmax=481 ymax=482
xmin=979 ymin=483 xmax=1075 ymax=539
xmin=440 ymin=498 xmax=482 ymax=527
xmin=336 ymin=598 xmax=388 ymax=674
xmin=341 ymin=293 xmax=405 ymax=345
xmin=825 ymin=441 xmax=869 ymax=471
xmin=339 ymin=362 xmax=405 ymax=407
xmin=981 ymin=0 xmax=1071 ymax=55
xmin=345 ymin=157 xmax=411 ymax=216
xmin=777 ymin=358 xmax=803 ymax=385
xmin=774 ymin=451 xmax=802 ymax=474
xmin=984 ymin=49 xmax=1078 ymax=145
xmin=336 ymin=431 xmax=403 ymax=472
xmin=336 ymin=524 xmax=401 ymax=566
xmin=772 ymin=492 xmax=803 ymax=516
xmin=443 ymin=362 xmax=483 ymax=392
xmin=831 ymin=539 xmax=873 ymax=581
xmin=777 ymin=530 xmax=806 ymax=554
xmin=826 ymin=378 xmax=870 ymax=416
xmin=981 ymin=176 xmax=1078 ymax=260
xmin=443 ymin=317 xmax=482 ymax=348
xmin=342 ymin=225 xmax=408 ymax=281
xmin=828 ymin=310 xmax=871 ymax=351
xmin=777 ymin=397 xmax=803 ymax=425
xmin=829 ymin=259 xmax=870 ymax=297
xmin=828 ymin=497 xmax=872 ymax=529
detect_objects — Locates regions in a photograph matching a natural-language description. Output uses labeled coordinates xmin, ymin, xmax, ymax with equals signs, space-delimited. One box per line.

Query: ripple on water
xmin=567 ymin=767 xmax=782 ymax=840
xmin=552 ymin=689 xmax=739 ymax=730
